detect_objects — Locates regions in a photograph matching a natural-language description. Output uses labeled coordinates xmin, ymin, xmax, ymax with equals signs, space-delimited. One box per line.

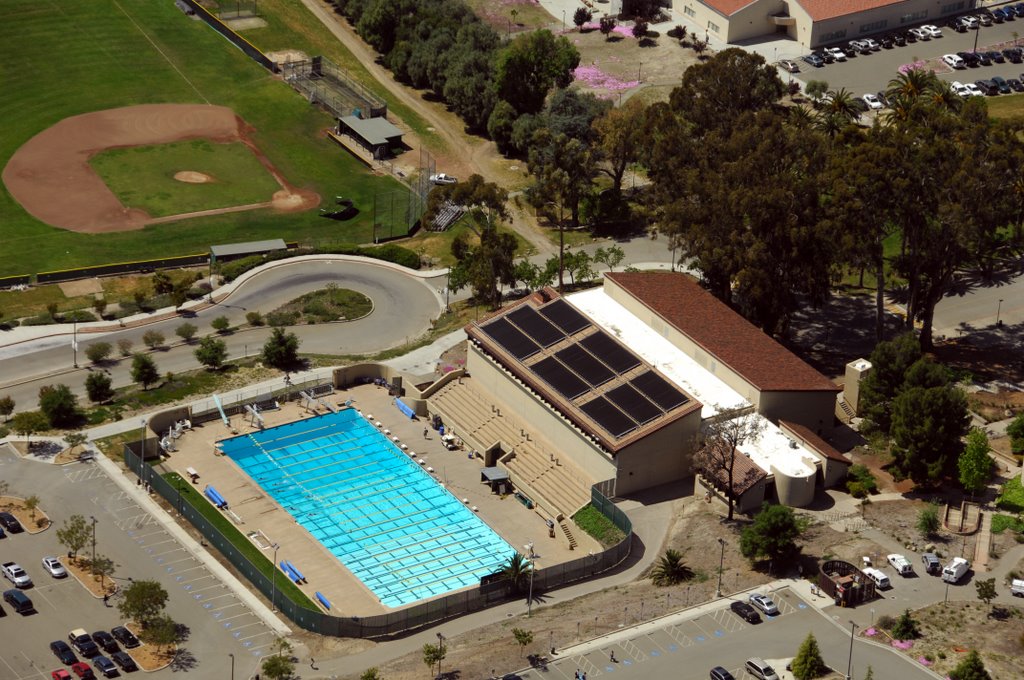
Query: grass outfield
xmin=0 ymin=0 xmax=405 ymax=277
xmin=89 ymin=140 xmax=282 ymax=217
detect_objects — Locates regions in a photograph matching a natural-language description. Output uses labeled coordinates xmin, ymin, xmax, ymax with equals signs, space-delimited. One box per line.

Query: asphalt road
xmin=508 ymin=588 xmax=936 ymax=680
xmin=0 ymin=446 xmax=274 ymax=680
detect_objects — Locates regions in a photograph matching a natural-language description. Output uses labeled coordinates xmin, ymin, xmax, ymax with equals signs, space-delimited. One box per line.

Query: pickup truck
xmin=887 ymin=553 xmax=913 ymax=576
xmin=68 ymin=628 xmax=100 ymax=657
xmin=1 ymin=561 xmax=32 ymax=588
xmin=429 ymin=173 xmax=458 ymax=185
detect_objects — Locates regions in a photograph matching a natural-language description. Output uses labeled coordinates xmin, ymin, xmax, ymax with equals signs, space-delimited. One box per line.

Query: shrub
xmin=63 ymin=310 xmax=97 ymax=323
xmin=846 ymin=464 xmax=878 ymax=498
xmin=84 ymin=342 xmax=113 ymax=364
xmin=996 ymin=477 xmax=1024 ymax=514
xmin=267 ymin=311 xmax=300 ymax=327
xmin=246 ymin=311 xmax=264 ymax=326
xmin=142 ymin=330 xmax=165 ymax=349
xmin=917 ymin=502 xmax=940 ymax=538
xmin=211 ymin=316 xmax=231 ymax=333
xmin=891 ymin=609 xmax=920 ymax=640
xmin=175 ymin=323 xmax=198 ymax=343
xmin=876 ymin=614 xmax=896 ymax=630
xmin=117 ymin=339 xmax=134 ymax=357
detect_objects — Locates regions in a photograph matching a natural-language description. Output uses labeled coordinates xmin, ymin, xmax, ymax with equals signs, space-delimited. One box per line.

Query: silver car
xmin=748 ymin=592 xmax=780 ymax=616
xmin=41 ymin=556 xmax=68 ymax=578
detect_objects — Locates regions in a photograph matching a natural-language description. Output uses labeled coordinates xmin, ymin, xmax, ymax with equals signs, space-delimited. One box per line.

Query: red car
xmin=51 ymin=671 xmax=72 ymax=680
xmin=70 ymin=663 xmax=95 ymax=679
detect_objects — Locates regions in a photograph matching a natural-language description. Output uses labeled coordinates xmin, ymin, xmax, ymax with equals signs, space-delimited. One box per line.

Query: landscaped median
xmin=162 ymin=471 xmax=316 ymax=610
xmin=0 ymin=495 xmax=51 ymax=533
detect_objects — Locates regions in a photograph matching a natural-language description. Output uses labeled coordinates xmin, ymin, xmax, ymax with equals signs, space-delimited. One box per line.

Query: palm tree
xmin=824 ymin=87 xmax=860 ymax=121
xmin=499 ymin=552 xmax=533 ymax=594
xmin=887 ymin=68 xmax=936 ymax=101
xmin=650 ymin=549 xmax=694 ymax=586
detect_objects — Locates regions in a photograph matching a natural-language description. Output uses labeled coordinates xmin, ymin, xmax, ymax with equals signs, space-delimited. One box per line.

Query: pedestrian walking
xmin=610 ymin=651 xmax=616 ymax=663
xmin=310 ymin=657 xmax=317 ymax=669
xmin=423 ymin=427 xmax=429 ymax=439
xmin=574 ymin=670 xmax=580 ymax=680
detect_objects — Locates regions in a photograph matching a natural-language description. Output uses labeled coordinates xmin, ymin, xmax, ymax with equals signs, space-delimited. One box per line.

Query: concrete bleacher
xmin=428 ymin=201 xmax=465 ymax=232
xmin=429 ymin=380 xmax=592 ymax=519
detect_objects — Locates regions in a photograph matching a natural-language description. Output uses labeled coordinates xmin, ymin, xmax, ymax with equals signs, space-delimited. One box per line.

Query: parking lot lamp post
xmin=271 ymin=543 xmax=280 ymax=612
xmin=846 ymin=621 xmax=858 ymax=680
xmin=90 ymin=515 xmax=98 ymax=569
xmin=997 ymin=298 xmax=1004 ymax=326
xmin=715 ymin=538 xmax=726 ymax=597
xmin=973 ymin=25 xmax=980 ymax=55
xmin=945 ymin=580 xmax=950 ymax=605
xmin=525 ymin=542 xmax=536 ymax=617
xmin=229 ymin=652 xmax=234 ymax=680
xmin=73 ymin=320 xmax=78 ymax=368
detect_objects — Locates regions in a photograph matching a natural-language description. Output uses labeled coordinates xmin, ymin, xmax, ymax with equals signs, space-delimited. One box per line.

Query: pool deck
xmin=160 ymin=383 xmax=599 ymax=617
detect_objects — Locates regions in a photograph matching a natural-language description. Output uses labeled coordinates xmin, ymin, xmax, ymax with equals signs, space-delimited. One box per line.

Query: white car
xmin=748 ymin=592 xmax=780 ymax=616
xmin=42 ymin=555 xmax=68 ymax=578
xmin=920 ymin=24 xmax=942 ymax=38
xmin=909 ymin=27 xmax=931 ymax=40
xmin=862 ymin=38 xmax=881 ymax=51
xmin=824 ymin=47 xmax=846 ymax=62
xmin=962 ymin=15 xmax=980 ymax=30
xmin=951 ymin=81 xmax=971 ymax=97
xmin=964 ymin=82 xmax=984 ymax=97
xmin=429 ymin=173 xmax=457 ymax=185
xmin=943 ymin=54 xmax=966 ymax=69
xmin=862 ymin=93 xmax=883 ymax=110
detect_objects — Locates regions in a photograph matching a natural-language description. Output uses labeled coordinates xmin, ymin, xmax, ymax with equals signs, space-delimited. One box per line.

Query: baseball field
xmin=0 ymin=0 xmax=406 ymax=277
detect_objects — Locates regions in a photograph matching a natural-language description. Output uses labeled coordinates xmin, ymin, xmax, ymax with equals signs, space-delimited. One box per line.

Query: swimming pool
xmin=219 ymin=409 xmax=513 ymax=608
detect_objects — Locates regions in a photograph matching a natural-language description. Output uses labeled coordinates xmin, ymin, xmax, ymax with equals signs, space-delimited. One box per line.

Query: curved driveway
xmin=0 ymin=258 xmax=443 ymax=404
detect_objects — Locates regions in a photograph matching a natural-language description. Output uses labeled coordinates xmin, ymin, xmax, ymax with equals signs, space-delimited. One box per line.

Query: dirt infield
xmin=2 ymin=103 xmax=317 ymax=233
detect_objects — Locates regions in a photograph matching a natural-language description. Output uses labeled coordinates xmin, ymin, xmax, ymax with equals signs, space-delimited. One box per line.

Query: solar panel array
xmin=479 ymin=299 xmax=693 ymax=440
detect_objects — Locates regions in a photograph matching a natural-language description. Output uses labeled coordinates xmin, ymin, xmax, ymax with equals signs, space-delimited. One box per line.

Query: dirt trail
xmin=301 ymin=0 xmax=556 ymax=255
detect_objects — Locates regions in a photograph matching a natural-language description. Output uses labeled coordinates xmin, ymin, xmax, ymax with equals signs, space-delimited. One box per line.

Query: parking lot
xmin=509 ymin=587 xmax=936 ymax=680
xmin=0 ymin=445 xmax=279 ymax=680
xmin=789 ymin=15 xmax=1024 ymax=98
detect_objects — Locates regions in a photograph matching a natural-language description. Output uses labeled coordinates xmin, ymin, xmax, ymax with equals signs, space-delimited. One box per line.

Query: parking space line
xmin=620 ymin=638 xmax=646 ymax=663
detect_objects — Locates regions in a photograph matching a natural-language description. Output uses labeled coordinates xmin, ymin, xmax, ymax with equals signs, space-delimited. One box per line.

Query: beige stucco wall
xmin=757 ymin=390 xmax=836 ymax=432
xmin=466 ymin=346 xmax=618 ymax=483
xmin=333 ymin=362 xmax=431 ymax=416
xmin=772 ymin=464 xmax=816 ymax=507
xmin=806 ymin=0 xmax=973 ymax=48
xmin=612 ymin=408 xmax=702 ymax=495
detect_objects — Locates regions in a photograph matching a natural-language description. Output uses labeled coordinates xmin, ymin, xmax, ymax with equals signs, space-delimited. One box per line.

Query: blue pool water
xmin=219 ymin=409 xmax=513 ymax=608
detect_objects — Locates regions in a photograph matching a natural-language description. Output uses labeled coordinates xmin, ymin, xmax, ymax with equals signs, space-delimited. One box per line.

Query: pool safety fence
xmin=124 ymin=444 xmax=632 ymax=638
xmin=189 ymin=376 xmax=334 ymax=426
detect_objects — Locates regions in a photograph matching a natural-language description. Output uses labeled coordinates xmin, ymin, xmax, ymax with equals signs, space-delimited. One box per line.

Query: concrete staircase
xmin=835 ymin=395 xmax=856 ymax=423
xmin=429 ymin=380 xmax=593 ymax=519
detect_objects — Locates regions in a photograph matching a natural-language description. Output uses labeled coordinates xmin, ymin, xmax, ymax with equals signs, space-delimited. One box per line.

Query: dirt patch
xmin=271 ymin=188 xmax=319 ymax=212
xmin=968 ymin=388 xmax=1024 ymax=423
xmin=265 ymin=49 xmax=309 ymax=65
xmin=863 ymin=499 xmax=976 ymax=559
xmin=850 ymin=447 xmax=915 ymax=494
xmin=223 ymin=16 xmax=267 ymax=31
xmin=0 ymin=495 xmax=51 ymax=533
xmin=58 ymin=278 xmax=104 ymax=297
xmin=884 ymin=601 xmax=1024 ymax=680
xmin=65 ymin=555 xmax=118 ymax=598
xmin=174 ymin=170 xmax=214 ymax=184
xmin=124 ymin=622 xmax=175 ymax=672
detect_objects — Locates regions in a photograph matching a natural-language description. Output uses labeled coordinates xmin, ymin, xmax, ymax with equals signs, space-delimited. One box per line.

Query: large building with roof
xmin=677 ymin=0 xmax=975 ymax=49
xmin=429 ymin=272 xmax=850 ymax=520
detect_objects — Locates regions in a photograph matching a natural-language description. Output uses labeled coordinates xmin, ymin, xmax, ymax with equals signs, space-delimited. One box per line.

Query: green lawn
xmin=984 ymin=93 xmax=1024 ymax=118
xmin=997 ymin=477 xmax=1024 ymax=513
xmin=0 ymin=0 xmax=405 ymax=277
xmin=89 ymin=140 xmax=282 ymax=217
xmin=572 ymin=504 xmax=626 ymax=547
xmin=162 ymin=471 xmax=316 ymax=610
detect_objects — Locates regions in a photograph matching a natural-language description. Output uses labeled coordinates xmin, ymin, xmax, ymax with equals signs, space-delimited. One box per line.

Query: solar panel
xmin=532 ymin=357 xmax=590 ymax=400
xmin=480 ymin=318 xmax=540 ymax=361
xmin=555 ymin=344 xmax=614 ymax=387
xmin=580 ymin=331 xmax=641 ymax=374
xmin=538 ymin=299 xmax=591 ymax=335
xmin=606 ymin=383 xmax=662 ymax=425
xmin=508 ymin=306 xmax=564 ymax=347
xmin=630 ymin=371 xmax=689 ymax=411
xmin=581 ymin=397 xmax=636 ymax=439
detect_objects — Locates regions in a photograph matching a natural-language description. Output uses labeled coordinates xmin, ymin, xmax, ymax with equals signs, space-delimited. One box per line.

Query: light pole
xmin=72 ymin=320 xmax=78 ymax=368
xmin=89 ymin=515 xmax=97 ymax=568
xmin=944 ymin=579 xmax=950 ymax=605
xmin=271 ymin=543 xmax=280 ymax=612
xmin=436 ymin=632 xmax=445 ymax=677
xmin=228 ymin=652 xmax=235 ymax=680
xmin=996 ymin=298 xmax=1004 ymax=326
xmin=845 ymin=621 xmax=858 ymax=680
xmin=715 ymin=538 xmax=726 ymax=597
xmin=525 ymin=542 xmax=536 ymax=617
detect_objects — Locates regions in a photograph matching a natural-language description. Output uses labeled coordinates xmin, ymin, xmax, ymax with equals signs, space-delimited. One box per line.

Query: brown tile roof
xmin=779 ymin=421 xmax=851 ymax=465
xmin=795 ymin=0 xmax=908 ymax=21
xmin=703 ymin=448 xmax=767 ymax=496
xmin=606 ymin=271 xmax=840 ymax=393
xmin=699 ymin=0 xmax=759 ymax=16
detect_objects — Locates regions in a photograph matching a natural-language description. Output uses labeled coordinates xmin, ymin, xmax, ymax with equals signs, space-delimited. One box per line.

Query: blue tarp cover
xmin=394 ymin=398 xmax=415 ymax=419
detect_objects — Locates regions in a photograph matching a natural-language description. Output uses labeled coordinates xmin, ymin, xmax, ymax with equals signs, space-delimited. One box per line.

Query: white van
xmin=942 ymin=557 xmax=970 ymax=584
xmin=1011 ymin=579 xmax=1024 ymax=597
xmin=744 ymin=658 xmax=780 ymax=680
xmin=887 ymin=554 xmax=913 ymax=576
xmin=864 ymin=567 xmax=890 ymax=589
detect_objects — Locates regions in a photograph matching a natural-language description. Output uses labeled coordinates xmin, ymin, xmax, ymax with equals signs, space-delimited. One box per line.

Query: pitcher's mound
xmin=174 ymin=171 xmax=214 ymax=184
xmin=272 ymin=189 xmax=319 ymax=212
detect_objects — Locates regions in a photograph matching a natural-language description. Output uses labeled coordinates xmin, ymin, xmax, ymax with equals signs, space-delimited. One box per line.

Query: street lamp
xmin=271 ymin=542 xmax=280 ymax=612
xmin=72 ymin=319 xmax=78 ymax=368
xmin=715 ymin=538 xmax=726 ymax=597
xmin=436 ymin=632 xmax=445 ymax=676
xmin=525 ymin=542 xmax=536 ymax=617
xmin=90 ymin=515 xmax=98 ymax=569
xmin=845 ymin=621 xmax=858 ymax=680
xmin=996 ymin=298 xmax=1004 ymax=326
xmin=228 ymin=652 xmax=235 ymax=680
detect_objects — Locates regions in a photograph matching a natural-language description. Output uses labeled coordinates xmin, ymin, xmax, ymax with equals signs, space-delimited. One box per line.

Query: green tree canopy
xmin=858 ymin=333 xmax=924 ymax=434
xmin=890 ymin=381 xmax=970 ymax=486
xmin=85 ymin=342 xmax=113 ymax=364
xmin=959 ymin=429 xmax=994 ymax=496
xmin=975 ymin=577 xmax=997 ymax=609
xmin=194 ymin=336 xmax=229 ymax=371
xmin=142 ymin=330 xmax=165 ymax=349
xmin=498 ymin=552 xmax=533 ymax=594
xmin=650 ymin=548 xmax=694 ymax=586
xmin=891 ymin=609 xmax=920 ymax=640
xmin=916 ymin=502 xmax=940 ymax=538
xmin=117 ymin=579 xmax=169 ymax=628
xmin=512 ymin=627 xmax=534 ymax=657
xmin=11 ymin=410 xmax=49 ymax=446
xmin=449 ymin=221 xmax=518 ymax=310
xmin=950 ymin=649 xmax=991 ymax=680
xmin=493 ymin=29 xmax=580 ymax=115
xmin=0 ymin=394 xmax=14 ymax=420
xmin=1007 ymin=412 xmax=1024 ymax=454
xmin=38 ymin=383 xmax=80 ymax=428
xmin=670 ymin=48 xmax=785 ymax=132
xmin=130 ymin=354 xmax=160 ymax=390
xmin=85 ymin=372 xmax=114 ymax=404
xmin=791 ymin=632 xmax=827 ymax=680
xmin=740 ymin=503 xmax=802 ymax=565
xmin=261 ymin=328 xmax=301 ymax=369
xmin=422 ymin=642 xmax=446 ymax=676
xmin=56 ymin=514 xmax=91 ymax=559
xmin=175 ymin=323 xmax=198 ymax=343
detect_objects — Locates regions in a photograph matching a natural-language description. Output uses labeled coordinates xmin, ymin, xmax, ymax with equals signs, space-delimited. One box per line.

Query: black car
xmin=949 ymin=17 xmax=968 ymax=32
xmin=1008 ymin=78 xmax=1024 ymax=92
xmin=93 ymin=655 xmax=119 ymax=678
xmin=1016 ymin=4 xmax=1024 ymax=18
xmin=92 ymin=631 xmax=119 ymax=654
xmin=993 ymin=8 xmax=1008 ymax=23
xmin=976 ymin=79 xmax=999 ymax=95
xmin=110 ymin=651 xmax=138 ymax=672
xmin=51 ymin=640 xmax=78 ymax=665
xmin=1003 ymin=48 xmax=1023 ymax=63
xmin=988 ymin=50 xmax=1006 ymax=64
xmin=903 ymin=29 xmax=918 ymax=43
xmin=880 ymin=35 xmax=894 ymax=49
xmin=729 ymin=600 xmax=762 ymax=624
xmin=0 ymin=512 xmax=23 ymax=533
xmin=892 ymin=32 xmax=907 ymax=46
xmin=710 ymin=667 xmax=736 ymax=680
xmin=992 ymin=76 xmax=1012 ymax=94
xmin=110 ymin=626 xmax=140 ymax=649
xmin=802 ymin=53 xmax=825 ymax=67
xmin=959 ymin=51 xmax=981 ymax=67
xmin=976 ymin=51 xmax=993 ymax=66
